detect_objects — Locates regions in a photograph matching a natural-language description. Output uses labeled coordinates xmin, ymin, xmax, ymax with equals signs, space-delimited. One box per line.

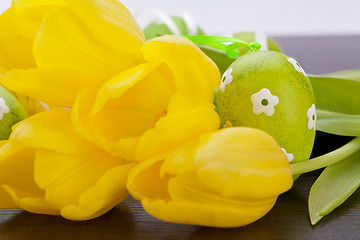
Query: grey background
xmin=1 ymin=0 xmax=360 ymax=36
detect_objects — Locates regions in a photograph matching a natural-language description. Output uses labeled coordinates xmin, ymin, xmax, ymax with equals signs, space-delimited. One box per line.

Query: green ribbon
xmin=183 ymin=35 xmax=261 ymax=59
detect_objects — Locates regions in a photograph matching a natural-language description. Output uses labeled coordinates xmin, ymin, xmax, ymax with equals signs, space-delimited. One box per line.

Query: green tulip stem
xmin=183 ymin=35 xmax=261 ymax=59
xmin=290 ymin=137 xmax=360 ymax=176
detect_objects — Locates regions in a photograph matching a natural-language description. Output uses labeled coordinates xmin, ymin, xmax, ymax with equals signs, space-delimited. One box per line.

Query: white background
xmin=1 ymin=0 xmax=360 ymax=36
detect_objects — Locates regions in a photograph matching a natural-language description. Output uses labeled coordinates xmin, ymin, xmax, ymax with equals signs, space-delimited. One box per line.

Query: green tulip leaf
xmin=309 ymin=75 xmax=360 ymax=114
xmin=198 ymin=45 xmax=235 ymax=75
xmin=309 ymin=150 xmax=360 ymax=225
xmin=322 ymin=69 xmax=360 ymax=81
xmin=317 ymin=110 xmax=360 ymax=136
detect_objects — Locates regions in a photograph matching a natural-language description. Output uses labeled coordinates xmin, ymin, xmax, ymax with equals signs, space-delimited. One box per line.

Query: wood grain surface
xmin=1 ymin=35 xmax=360 ymax=240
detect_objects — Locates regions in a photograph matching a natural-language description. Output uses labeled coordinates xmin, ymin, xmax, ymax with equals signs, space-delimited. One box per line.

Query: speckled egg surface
xmin=215 ymin=50 xmax=316 ymax=163
xmin=0 ymin=85 xmax=27 ymax=140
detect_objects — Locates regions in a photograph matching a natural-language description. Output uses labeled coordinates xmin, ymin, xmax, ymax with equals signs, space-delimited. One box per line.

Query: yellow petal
xmin=1 ymin=67 xmax=102 ymax=107
xmin=34 ymin=148 xmax=126 ymax=212
xmin=2 ymin=184 xmax=59 ymax=215
xmin=91 ymin=62 xmax=174 ymax=116
xmin=12 ymin=0 xmax=144 ymax=52
xmin=142 ymin=35 xmax=220 ymax=103
xmin=166 ymin=92 xmax=215 ymax=115
xmin=109 ymin=137 xmax=141 ymax=162
xmin=160 ymin=137 xmax=198 ymax=177
xmin=33 ymin=6 xmax=142 ymax=79
xmin=0 ymin=34 xmax=36 ymax=72
xmin=0 ymin=151 xmax=59 ymax=215
xmin=193 ymin=128 xmax=293 ymax=199
xmin=164 ymin=162 xmax=277 ymax=226
xmin=136 ymin=105 xmax=220 ymax=160
xmin=168 ymin=175 xmax=276 ymax=211
xmin=66 ymin=0 xmax=145 ymax=56
xmin=0 ymin=66 xmax=5 ymax=75
xmin=12 ymin=0 xmax=67 ymax=21
xmin=0 ymin=186 xmax=18 ymax=208
xmin=142 ymin=198 xmax=274 ymax=228
xmin=0 ymin=8 xmax=37 ymax=39
xmin=127 ymin=158 xmax=171 ymax=201
xmin=1 ymin=68 xmax=92 ymax=107
xmin=61 ymin=163 xmax=135 ymax=220
xmin=0 ymin=141 xmax=35 ymax=181
xmin=0 ymin=9 xmax=37 ymax=72
xmin=72 ymin=87 xmax=147 ymax=159
xmin=9 ymin=109 xmax=91 ymax=153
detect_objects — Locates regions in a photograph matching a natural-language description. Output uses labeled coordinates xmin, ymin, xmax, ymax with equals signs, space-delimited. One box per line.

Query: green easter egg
xmin=215 ymin=51 xmax=316 ymax=163
xmin=143 ymin=16 xmax=205 ymax=40
xmin=0 ymin=85 xmax=27 ymax=140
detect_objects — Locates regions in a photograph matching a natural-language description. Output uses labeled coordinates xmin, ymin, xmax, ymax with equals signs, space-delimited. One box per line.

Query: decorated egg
xmin=0 ymin=85 xmax=27 ymax=140
xmin=215 ymin=50 xmax=316 ymax=163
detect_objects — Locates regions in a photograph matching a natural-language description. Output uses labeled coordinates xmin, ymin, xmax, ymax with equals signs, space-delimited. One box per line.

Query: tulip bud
xmin=128 ymin=127 xmax=293 ymax=227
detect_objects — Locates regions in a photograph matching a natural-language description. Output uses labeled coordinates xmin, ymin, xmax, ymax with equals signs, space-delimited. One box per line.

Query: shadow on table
xmin=0 ymin=198 xmax=135 ymax=240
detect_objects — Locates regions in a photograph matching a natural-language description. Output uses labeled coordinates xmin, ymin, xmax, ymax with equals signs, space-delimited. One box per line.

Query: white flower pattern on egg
xmin=219 ymin=68 xmax=233 ymax=92
xmin=251 ymin=88 xmax=279 ymax=116
xmin=307 ymin=104 xmax=316 ymax=130
xmin=287 ymin=58 xmax=307 ymax=77
xmin=281 ymin=148 xmax=294 ymax=162
xmin=0 ymin=97 xmax=10 ymax=120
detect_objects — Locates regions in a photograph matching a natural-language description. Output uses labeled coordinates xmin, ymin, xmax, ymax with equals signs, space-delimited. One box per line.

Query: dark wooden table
xmin=1 ymin=35 xmax=360 ymax=240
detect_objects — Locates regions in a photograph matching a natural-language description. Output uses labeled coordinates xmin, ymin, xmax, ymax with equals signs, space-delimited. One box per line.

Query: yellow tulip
xmin=128 ymin=127 xmax=293 ymax=228
xmin=0 ymin=0 xmax=145 ymax=107
xmin=0 ymin=109 xmax=135 ymax=220
xmin=72 ymin=35 xmax=221 ymax=161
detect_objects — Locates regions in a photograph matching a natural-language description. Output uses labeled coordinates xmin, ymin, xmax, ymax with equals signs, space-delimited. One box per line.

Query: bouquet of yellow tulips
xmin=0 ymin=0 xmax=358 ymax=228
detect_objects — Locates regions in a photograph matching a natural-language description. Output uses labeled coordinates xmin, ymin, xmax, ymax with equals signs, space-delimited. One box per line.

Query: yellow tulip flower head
xmin=0 ymin=109 xmax=135 ymax=220
xmin=0 ymin=0 xmax=145 ymax=107
xmin=128 ymin=127 xmax=293 ymax=228
xmin=72 ymin=35 xmax=221 ymax=161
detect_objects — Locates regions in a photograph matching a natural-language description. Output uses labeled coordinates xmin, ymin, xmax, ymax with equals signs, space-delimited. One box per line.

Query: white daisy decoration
xmin=0 ymin=97 xmax=10 ymax=120
xmin=281 ymin=148 xmax=294 ymax=162
xmin=219 ymin=68 xmax=233 ymax=92
xmin=250 ymin=88 xmax=279 ymax=116
xmin=307 ymin=104 xmax=316 ymax=130
xmin=287 ymin=57 xmax=307 ymax=77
